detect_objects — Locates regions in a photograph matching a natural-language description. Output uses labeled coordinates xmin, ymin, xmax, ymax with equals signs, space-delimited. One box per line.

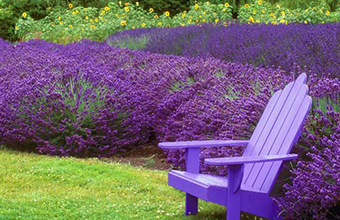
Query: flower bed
xmin=0 ymin=39 xmax=339 ymax=219
xmin=108 ymin=23 xmax=340 ymax=79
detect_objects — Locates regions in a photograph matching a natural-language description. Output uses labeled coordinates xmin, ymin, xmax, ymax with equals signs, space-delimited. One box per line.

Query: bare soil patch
xmin=102 ymin=144 xmax=172 ymax=170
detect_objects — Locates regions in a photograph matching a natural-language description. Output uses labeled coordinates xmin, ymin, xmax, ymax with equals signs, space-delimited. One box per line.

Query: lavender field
xmin=0 ymin=22 xmax=340 ymax=219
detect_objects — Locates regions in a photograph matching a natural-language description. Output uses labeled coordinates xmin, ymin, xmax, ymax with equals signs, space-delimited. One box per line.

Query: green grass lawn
xmin=0 ymin=148 xmax=228 ymax=220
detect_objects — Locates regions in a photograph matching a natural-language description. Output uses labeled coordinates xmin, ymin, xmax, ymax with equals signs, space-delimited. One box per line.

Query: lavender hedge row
xmin=0 ymin=39 xmax=339 ymax=219
xmin=107 ymin=23 xmax=340 ymax=79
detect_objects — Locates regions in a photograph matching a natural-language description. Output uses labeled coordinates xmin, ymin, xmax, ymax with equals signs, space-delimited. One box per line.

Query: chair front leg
xmin=185 ymin=148 xmax=200 ymax=215
xmin=227 ymin=164 xmax=244 ymax=220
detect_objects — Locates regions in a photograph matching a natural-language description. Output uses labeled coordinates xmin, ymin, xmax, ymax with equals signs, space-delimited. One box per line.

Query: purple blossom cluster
xmin=108 ymin=23 xmax=340 ymax=79
xmin=1 ymin=33 xmax=340 ymax=219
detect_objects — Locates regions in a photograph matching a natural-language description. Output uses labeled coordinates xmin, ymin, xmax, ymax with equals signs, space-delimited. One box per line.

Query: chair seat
xmin=169 ymin=170 xmax=266 ymax=206
xmin=169 ymin=170 xmax=229 ymax=206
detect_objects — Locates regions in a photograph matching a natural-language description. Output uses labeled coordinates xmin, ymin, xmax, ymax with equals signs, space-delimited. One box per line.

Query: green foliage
xmin=196 ymin=0 xmax=340 ymax=12
xmin=238 ymin=0 xmax=340 ymax=24
xmin=130 ymin=0 xmax=191 ymax=16
xmin=0 ymin=6 xmax=16 ymax=41
xmin=16 ymin=1 xmax=233 ymax=44
xmin=112 ymin=36 xmax=149 ymax=50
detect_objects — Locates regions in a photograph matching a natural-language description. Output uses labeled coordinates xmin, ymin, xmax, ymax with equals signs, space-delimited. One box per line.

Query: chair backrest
xmin=241 ymin=73 xmax=312 ymax=193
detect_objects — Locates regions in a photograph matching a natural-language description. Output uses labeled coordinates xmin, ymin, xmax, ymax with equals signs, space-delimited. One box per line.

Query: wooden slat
xmin=242 ymin=74 xmax=307 ymax=191
xmin=260 ymin=96 xmax=312 ymax=192
xmin=242 ymin=90 xmax=282 ymax=156
xmin=170 ymin=170 xmax=228 ymax=188
xmin=243 ymin=82 xmax=294 ymax=185
xmin=251 ymin=85 xmax=308 ymax=190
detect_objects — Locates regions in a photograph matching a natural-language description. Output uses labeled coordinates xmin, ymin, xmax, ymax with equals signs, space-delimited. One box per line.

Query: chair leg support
xmin=227 ymin=165 xmax=243 ymax=220
xmin=185 ymin=193 xmax=198 ymax=215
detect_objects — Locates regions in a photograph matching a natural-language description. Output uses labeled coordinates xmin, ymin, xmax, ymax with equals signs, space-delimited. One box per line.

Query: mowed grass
xmin=0 ymin=148 xmax=227 ymax=220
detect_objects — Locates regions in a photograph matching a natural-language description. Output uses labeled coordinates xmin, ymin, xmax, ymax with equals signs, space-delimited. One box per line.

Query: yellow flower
xmin=245 ymin=4 xmax=249 ymax=8
xmin=115 ymin=14 xmax=119 ymax=18
xmin=47 ymin=7 xmax=51 ymax=11
xmin=258 ymin=0 xmax=262 ymax=5
xmin=101 ymin=10 xmax=105 ymax=15
xmin=15 ymin=26 xmax=19 ymax=30
xmin=270 ymin=12 xmax=274 ymax=17
xmin=203 ymin=12 xmax=206 ymax=15
xmin=165 ymin=11 xmax=170 ymax=16
xmin=305 ymin=9 xmax=308 ymax=12
xmin=142 ymin=23 xmax=146 ymax=27
xmin=304 ymin=20 xmax=307 ymax=24
xmin=215 ymin=18 xmax=219 ymax=23
xmin=22 ymin=12 xmax=27 ymax=18
xmin=95 ymin=18 xmax=99 ymax=22
xmin=72 ymin=11 xmax=76 ymax=15
xmin=68 ymin=3 xmax=73 ymax=9
xmin=136 ymin=2 xmax=139 ymax=6
xmin=85 ymin=16 xmax=89 ymax=20
xmin=59 ymin=21 xmax=63 ymax=25
xmin=199 ymin=15 xmax=202 ymax=18
xmin=104 ymin=6 xmax=110 ymax=11
xmin=180 ymin=23 xmax=185 ymax=26
xmin=158 ymin=21 xmax=162 ymax=26
xmin=69 ymin=24 xmax=73 ymax=28
xmin=276 ymin=4 xmax=280 ymax=9
xmin=120 ymin=20 xmax=127 ymax=26
xmin=90 ymin=24 xmax=96 ymax=28
xmin=225 ymin=3 xmax=229 ymax=7
xmin=154 ymin=14 xmax=159 ymax=19
xmin=285 ymin=20 xmax=288 ymax=25
xmin=280 ymin=19 xmax=285 ymax=23
xmin=132 ymin=26 xmax=135 ymax=29
xmin=182 ymin=13 xmax=186 ymax=18
xmin=194 ymin=4 xmax=199 ymax=10
xmin=149 ymin=8 xmax=154 ymax=13
xmin=124 ymin=7 xmax=130 ymax=12
xmin=253 ymin=10 xmax=256 ymax=15
xmin=249 ymin=16 xmax=254 ymax=23
xmin=90 ymin=19 xmax=93 ymax=22
xmin=261 ymin=9 xmax=265 ymax=13
xmin=326 ymin=11 xmax=330 ymax=16
xmin=256 ymin=19 xmax=260 ymax=23
xmin=100 ymin=16 xmax=103 ymax=20
xmin=119 ymin=1 xmax=122 ymax=5
xmin=202 ymin=19 xmax=206 ymax=22
xmin=124 ymin=2 xmax=129 ymax=6
xmin=58 ymin=16 xmax=61 ymax=20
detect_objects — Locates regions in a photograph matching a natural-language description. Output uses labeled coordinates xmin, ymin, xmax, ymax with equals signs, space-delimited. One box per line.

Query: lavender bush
xmin=0 ymin=36 xmax=339 ymax=219
xmin=108 ymin=23 xmax=340 ymax=79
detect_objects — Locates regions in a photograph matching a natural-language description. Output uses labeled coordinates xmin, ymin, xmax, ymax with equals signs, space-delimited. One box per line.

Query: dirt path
xmin=103 ymin=144 xmax=172 ymax=170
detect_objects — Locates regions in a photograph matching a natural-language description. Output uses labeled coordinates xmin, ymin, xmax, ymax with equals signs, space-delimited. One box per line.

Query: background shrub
xmin=0 ymin=6 xmax=16 ymax=41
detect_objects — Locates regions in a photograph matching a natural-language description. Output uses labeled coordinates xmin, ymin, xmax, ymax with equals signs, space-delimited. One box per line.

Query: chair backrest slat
xmin=259 ymin=96 xmax=312 ymax=192
xmin=241 ymin=73 xmax=312 ymax=193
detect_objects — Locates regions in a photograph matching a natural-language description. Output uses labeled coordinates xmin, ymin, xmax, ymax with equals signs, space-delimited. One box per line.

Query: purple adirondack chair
xmin=159 ymin=73 xmax=312 ymax=220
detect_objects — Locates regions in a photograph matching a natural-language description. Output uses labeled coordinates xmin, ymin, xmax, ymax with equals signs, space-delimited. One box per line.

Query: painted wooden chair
xmin=159 ymin=73 xmax=312 ymax=220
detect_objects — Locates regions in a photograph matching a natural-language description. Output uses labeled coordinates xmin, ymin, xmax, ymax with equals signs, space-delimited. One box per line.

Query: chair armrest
xmin=205 ymin=154 xmax=298 ymax=166
xmin=158 ymin=140 xmax=249 ymax=149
